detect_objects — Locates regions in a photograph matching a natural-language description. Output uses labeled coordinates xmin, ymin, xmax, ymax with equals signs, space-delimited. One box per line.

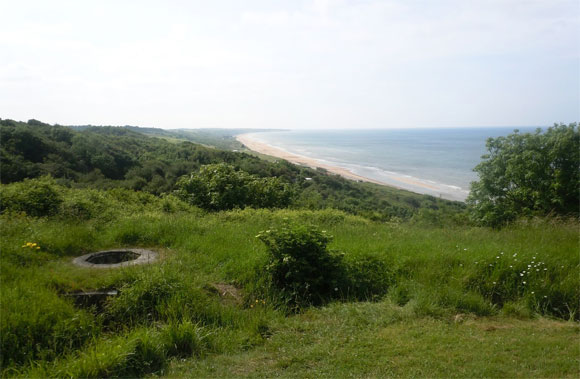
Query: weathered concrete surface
xmin=72 ymin=249 xmax=158 ymax=268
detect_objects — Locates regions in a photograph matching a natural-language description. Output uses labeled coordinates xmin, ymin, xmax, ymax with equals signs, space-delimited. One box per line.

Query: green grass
xmin=0 ymin=192 xmax=578 ymax=377
xmin=168 ymin=301 xmax=579 ymax=378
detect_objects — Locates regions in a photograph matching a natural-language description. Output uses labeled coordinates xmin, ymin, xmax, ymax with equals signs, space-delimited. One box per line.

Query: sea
xmin=244 ymin=127 xmax=541 ymax=202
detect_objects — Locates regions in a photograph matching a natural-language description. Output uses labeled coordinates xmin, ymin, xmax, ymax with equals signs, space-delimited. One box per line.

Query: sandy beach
xmin=236 ymin=133 xmax=387 ymax=185
xmin=235 ymin=133 xmax=468 ymax=202
xmin=237 ymin=133 xmax=428 ymax=188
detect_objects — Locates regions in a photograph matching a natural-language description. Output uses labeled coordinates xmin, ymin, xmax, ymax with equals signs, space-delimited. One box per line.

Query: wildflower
xmin=334 ymin=287 xmax=338 ymax=291
xmin=496 ymin=256 xmax=499 ymax=259
xmin=513 ymin=253 xmax=517 ymax=257
xmin=544 ymin=296 xmax=548 ymax=298
xmin=528 ymin=265 xmax=531 ymax=268
xmin=459 ymin=264 xmax=463 ymax=267
xmin=536 ymin=269 xmax=539 ymax=272
xmin=489 ymin=264 xmax=492 ymax=266
xmin=522 ymin=281 xmax=526 ymax=284
xmin=475 ymin=262 xmax=478 ymax=264
xmin=255 ymin=300 xmax=259 ymax=303
xmin=464 ymin=248 xmax=467 ymax=251
xmin=520 ymin=273 xmax=524 ymax=277
xmin=531 ymin=291 xmax=534 ymax=294
xmin=501 ymin=252 xmax=504 ymax=255
xmin=250 ymin=304 xmax=254 ymax=308
xmin=543 ymin=268 xmax=547 ymax=271
xmin=492 ymin=282 xmax=496 ymax=285
xmin=533 ymin=256 xmax=536 ymax=259
xmin=509 ymin=265 xmax=513 ymax=268
xmin=36 ymin=247 xmax=40 ymax=250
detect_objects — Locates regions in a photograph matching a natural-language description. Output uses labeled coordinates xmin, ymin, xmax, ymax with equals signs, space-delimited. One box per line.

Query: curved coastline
xmin=235 ymin=133 xmax=468 ymax=202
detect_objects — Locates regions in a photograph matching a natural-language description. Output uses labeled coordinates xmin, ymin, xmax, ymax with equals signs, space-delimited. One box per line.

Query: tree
xmin=467 ymin=123 xmax=579 ymax=227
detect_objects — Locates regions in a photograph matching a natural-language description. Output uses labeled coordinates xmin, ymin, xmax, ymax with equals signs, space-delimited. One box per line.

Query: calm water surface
xmin=246 ymin=127 xmax=540 ymax=201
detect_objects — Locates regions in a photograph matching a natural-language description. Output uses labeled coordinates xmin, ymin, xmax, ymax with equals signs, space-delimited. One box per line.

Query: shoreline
xmin=235 ymin=133 xmax=467 ymax=200
xmin=236 ymin=134 xmax=389 ymax=186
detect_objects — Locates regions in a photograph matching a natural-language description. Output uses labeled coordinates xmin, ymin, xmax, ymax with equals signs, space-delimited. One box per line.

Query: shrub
xmin=0 ymin=177 xmax=63 ymax=217
xmin=175 ymin=163 xmax=292 ymax=211
xmin=256 ymin=222 xmax=343 ymax=309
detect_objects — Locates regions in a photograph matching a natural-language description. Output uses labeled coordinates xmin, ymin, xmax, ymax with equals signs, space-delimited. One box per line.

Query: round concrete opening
xmin=73 ymin=249 xmax=158 ymax=268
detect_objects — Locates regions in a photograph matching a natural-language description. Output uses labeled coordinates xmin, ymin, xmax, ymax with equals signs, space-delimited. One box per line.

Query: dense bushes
xmin=0 ymin=177 xmax=63 ymax=217
xmin=175 ymin=163 xmax=293 ymax=211
xmin=0 ymin=177 xmax=197 ymax=221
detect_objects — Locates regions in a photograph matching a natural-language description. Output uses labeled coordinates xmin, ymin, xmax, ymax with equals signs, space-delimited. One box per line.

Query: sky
xmin=1 ymin=0 xmax=578 ymax=129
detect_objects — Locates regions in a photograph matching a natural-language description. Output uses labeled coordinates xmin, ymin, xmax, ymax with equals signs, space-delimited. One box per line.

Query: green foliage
xmin=0 ymin=118 xmax=466 ymax=222
xmin=467 ymin=123 xmax=579 ymax=227
xmin=175 ymin=163 xmax=293 ymax=211
xmin=0 ymin=176 xmax=63 ymax=217
xmin=257 ymin=222 xmax=343 ymax=309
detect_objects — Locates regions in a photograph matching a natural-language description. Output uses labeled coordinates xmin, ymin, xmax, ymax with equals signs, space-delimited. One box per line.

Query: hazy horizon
xmin=1 ymin=1 xmax=578 ymax=130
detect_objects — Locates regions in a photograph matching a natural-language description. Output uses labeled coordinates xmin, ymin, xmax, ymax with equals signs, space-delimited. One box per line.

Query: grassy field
xmin=169 ymin=305 xmax=579 ymax=378
xmin=0 ymin=187 xmax=578 ymax=377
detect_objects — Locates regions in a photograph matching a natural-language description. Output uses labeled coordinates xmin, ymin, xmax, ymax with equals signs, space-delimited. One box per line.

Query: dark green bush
xmin=256 ymin=222 xmax=343 ymax=309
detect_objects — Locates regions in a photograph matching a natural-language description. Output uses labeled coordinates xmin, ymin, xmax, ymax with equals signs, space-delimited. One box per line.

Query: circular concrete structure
xmin=73 ymin=249 xmax=158 ymax=268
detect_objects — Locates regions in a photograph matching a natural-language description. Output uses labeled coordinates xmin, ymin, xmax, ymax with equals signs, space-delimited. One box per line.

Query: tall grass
xmin=0 ymin=185 xmax=577 ymax=376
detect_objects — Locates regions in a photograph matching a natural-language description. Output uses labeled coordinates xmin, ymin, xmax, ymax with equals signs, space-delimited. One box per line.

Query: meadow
xmin=1 ymin=184 xmax=578 ymax=377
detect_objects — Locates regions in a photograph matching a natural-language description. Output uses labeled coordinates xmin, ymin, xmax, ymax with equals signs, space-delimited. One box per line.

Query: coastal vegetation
xmin=0 ymin=118 xmax=461 ymax=221
xmin=468 ymin=123 xmax=579 ymax=227
xmin=0 ymin=118 xmax=578 ymax=377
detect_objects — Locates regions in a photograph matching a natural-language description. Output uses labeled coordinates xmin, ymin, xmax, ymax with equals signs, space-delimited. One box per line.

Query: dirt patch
xmin=205 ymin=283 xmax=243 ymax=305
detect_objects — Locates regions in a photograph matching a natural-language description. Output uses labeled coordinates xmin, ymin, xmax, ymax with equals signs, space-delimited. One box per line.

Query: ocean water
xmin=245 ymin=127 xmax=540 ymax=202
